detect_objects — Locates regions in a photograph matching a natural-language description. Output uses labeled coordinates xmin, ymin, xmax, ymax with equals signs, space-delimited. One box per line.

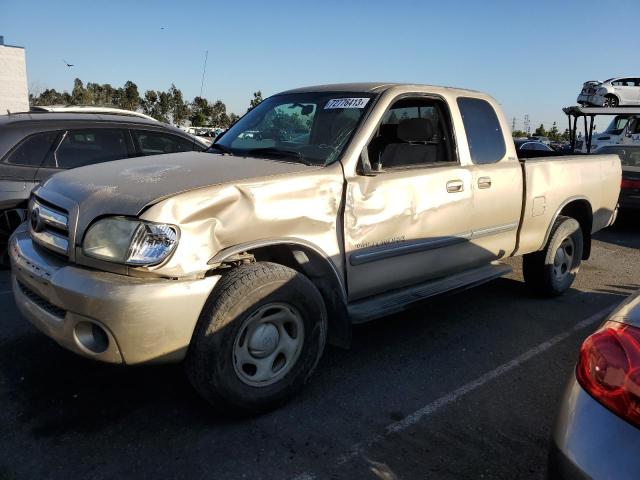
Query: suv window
xmin=4 ymin=131 xmax=60 ymax=166
xmin=457 ymin=97 xmax=506 ymax=165
xmin=53 ymin=129 xmax=129 ymax=169
xmin=367 ymin=97 xmax=456 ymax=170
xmin=133 ymin=130 xmax=199 ymax=155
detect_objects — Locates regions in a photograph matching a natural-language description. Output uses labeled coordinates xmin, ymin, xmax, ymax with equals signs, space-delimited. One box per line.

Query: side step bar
xmin=348 ymin=262 xmax=512 ymax=324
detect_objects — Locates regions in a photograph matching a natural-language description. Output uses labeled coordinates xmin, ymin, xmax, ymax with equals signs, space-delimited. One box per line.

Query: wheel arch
xmin=209 ymin=239 xmax=351 ymax=348
xmin=542 ymin=198 xmax=593 ymax=260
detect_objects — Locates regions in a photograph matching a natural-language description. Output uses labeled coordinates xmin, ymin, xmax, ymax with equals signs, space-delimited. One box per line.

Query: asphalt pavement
xmin=0 ymin=214 xmax=638 ymax=480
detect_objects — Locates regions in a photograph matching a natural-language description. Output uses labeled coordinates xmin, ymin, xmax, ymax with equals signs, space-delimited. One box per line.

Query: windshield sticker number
xmin=324 ymin=98 xmax=370 ymax=109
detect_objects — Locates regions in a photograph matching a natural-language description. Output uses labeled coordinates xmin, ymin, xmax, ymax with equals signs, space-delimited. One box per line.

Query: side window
xmin=367 ymin=97 xmax=456 ymax=170
xmin=4 ymin=131 xmax=60 ymax=166
xmin=133 ymin=130 xmax=200 ymax=155
xmin=54 ymin=129 xmax=129 ymax=169
xmin=457 ymin=97 xmax=506 ymax=165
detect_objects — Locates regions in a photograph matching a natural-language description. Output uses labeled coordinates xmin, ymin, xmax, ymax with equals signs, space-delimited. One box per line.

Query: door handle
xmin=478 ymin=176 xmax=492 ymax=189
xmin=446 ymin=180 xmax=464 ymax=193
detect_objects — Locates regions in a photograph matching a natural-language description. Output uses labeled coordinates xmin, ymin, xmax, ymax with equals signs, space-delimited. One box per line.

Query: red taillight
xmin=621 ymin=178 xmax=640 ymax=190
xmin=576 ymin=321 xmax=640 ymax=428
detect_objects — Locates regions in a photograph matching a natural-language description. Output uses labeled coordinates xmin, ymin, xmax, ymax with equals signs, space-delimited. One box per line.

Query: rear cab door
xmin=456 ymin=96 xmax=523 ymax=261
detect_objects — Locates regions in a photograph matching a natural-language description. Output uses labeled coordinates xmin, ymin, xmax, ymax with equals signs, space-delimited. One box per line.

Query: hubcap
xmin=553 ymin=237 xmax=575 ymax=282
xmin=232 ymin=303 xmax=304 ymax=387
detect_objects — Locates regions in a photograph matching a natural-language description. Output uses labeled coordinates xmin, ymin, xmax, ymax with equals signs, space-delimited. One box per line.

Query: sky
xmin=2 ymin=0 xmax=639 ymax=131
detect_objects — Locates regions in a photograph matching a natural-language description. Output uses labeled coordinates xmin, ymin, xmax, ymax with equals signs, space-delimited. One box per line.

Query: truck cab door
xmin=343 ymin=95 xmax=478 ymax=301
xmin=456 ymin=97 xmax=523 ymax=259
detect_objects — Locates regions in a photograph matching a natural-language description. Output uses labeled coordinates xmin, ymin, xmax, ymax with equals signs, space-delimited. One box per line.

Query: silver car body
xmin=577 ymin=77 xmax=640 ymax=107
xmin=9 ymin=83 xmax=622 ymax=365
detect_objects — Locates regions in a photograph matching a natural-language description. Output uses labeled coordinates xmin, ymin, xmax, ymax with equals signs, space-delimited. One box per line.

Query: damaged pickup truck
xmin=9 ymin=83 xmax=621 ymax=412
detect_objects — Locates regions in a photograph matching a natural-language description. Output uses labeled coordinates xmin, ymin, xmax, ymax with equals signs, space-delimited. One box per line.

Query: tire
xmin=0 ymin=208 xmax=27 ymax=269
xmin=186 ymin=262 xmax=327 ymax=414
xmin=523 ymin=216 xmax=583 ymax=297
xmin=603 ymin=95 xmax=619 ymax=108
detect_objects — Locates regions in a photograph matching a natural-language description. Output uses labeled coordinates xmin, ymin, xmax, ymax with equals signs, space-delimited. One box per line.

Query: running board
xmin=348 ymin=262 xmax=512 ymax=324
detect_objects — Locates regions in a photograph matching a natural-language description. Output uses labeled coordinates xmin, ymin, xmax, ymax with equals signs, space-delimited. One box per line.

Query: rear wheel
xmin=603 ymin=95 xmax=619 ymax=108
xmin=523 ymin=216 xmax=583 ymax=296
xmin=186 ymin=262 xmax=327 ymax=414
xmin=0 ymin=208 xmax=27 ymax=269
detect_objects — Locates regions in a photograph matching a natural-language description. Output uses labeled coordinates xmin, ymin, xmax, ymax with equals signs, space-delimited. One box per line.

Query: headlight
xmin=83 ymin=217 xmax=178 ymax=266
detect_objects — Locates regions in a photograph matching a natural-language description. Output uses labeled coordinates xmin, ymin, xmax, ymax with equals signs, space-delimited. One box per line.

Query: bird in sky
xmin=62 ymin=59 xmax=74 ymax=67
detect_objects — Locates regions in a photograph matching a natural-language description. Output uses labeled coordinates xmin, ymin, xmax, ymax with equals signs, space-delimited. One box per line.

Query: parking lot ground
xmin=0 ymin=214 xmax=638 ymax=480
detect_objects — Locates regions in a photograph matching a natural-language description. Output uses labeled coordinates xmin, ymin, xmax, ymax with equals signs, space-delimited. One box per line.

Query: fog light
xmin=74 ymin=322 xmax=109 ymax=354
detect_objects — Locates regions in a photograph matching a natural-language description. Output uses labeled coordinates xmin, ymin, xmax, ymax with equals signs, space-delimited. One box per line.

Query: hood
xmin=38 ymin=152 xmax=317 ymax=233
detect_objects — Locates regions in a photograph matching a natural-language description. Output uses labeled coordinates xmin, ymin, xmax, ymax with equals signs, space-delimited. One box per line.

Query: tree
xmin=141 ymin=90 xmax=159 ymax=116
xmin=228 ymin=113 xmax=240 ymax=126
xmin=190 ymin=96 xmax=212 ymax=126
xmin=71 ymin=78 xmax=91 ymax=105
xmin=118 ymin=81 xmax=140 ymax=111
xmin=547 ymin=122 xmax=560 ymax=141
xmin=534 ymin=124 xmax=547 ymax=137
xmin=169 ymin=84 xmax=189 ymax=126
xmin=512 ymin=130 xmax=528 ymax=138
xmin=248 ymin=90 xmax=263 ymax=111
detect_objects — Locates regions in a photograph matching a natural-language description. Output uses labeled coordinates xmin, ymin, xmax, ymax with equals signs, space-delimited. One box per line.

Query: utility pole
xmin=512 ymin=117 xmax=516 ymax=132
xmin=199 ymin=50 xmax=208 ymax=98
xmin=524 ymin=114 xmax=530 ymax=136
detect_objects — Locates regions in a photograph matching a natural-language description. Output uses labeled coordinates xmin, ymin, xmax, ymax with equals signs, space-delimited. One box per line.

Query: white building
xmin=0 ymin=36 xmax=29 ymax=114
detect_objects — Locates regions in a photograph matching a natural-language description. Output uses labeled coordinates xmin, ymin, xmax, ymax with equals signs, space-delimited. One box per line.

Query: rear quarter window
xmin=457 ymin=97 xmax=506 ymax=165
xmin=4 ymin=131 xmax=60 ymax=166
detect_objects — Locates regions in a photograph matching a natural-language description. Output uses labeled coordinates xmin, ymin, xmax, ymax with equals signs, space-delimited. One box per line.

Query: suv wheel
xmin=186 ymin=262 xmax=327 ymax=413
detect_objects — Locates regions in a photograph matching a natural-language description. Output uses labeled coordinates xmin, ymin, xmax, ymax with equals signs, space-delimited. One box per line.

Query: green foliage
xmin=512 ymin=130 xmax=528 ymax=138
xmin=29 ymin=79 xmax=261 ymax=128
xmin=248 ymin=91 xmax=263 ymax=111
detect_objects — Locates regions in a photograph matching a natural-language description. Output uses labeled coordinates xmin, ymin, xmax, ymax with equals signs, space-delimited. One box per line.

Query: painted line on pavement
xmin=291 ymin=303 xmax=616 ymax=478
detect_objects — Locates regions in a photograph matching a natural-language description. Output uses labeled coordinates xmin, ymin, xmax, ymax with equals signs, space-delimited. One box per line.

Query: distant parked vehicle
xmin=598 ymin=145 xmax=640 ymax=211
xmin=577 ymin=77 xmax=640 ymax=107
xmin=0 ymin=108 xmax=207 ymax=265
xmin=513 ymin=138 xmax=560 ymax=158
xmin=529 ymin=135 xmax=551 ymax=145
xmin=549 ymin=289 xmax=640 ymax=479
xmin=582 ymin=115 xmax=640 ymax=153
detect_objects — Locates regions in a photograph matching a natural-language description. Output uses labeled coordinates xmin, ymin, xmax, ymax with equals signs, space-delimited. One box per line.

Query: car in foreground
xmin=0 ymin=108 xmax=207 ymax=265
xmin=598 ymin=145 xmax=640 ymax=211
xmin=9 ymin=83 xmax=621 ymax=413
xmin=577 ymin=77 xmax=640 ymax=107
xmin=549 ymin=290 xmax=640 ymax=479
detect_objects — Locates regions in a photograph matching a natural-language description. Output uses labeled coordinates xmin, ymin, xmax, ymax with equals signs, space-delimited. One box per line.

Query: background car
xmin=598 ymin=145 xmax=640 ymax=212
xmin=577 ymin=77 xmax=640 ymax=107
xmin=514 ymin=138 xmax=561 ymax=158
xmin=0 ymin=108 xmax=207 ymax=266
xmin=549 ymin=289 xmax=640 ymax=479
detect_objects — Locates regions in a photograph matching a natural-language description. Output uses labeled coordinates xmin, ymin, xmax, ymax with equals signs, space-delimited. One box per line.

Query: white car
xmin=577 ymin=77 xmax=640 ymax=107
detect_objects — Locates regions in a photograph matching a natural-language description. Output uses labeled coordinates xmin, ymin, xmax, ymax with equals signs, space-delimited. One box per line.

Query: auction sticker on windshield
xmin=325 ymin=98 xmax=370 ymax=109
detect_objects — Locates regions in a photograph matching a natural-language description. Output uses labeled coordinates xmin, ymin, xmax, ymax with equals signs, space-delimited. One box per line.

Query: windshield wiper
xmin=246 ymin=147 xmax=312 ymax=166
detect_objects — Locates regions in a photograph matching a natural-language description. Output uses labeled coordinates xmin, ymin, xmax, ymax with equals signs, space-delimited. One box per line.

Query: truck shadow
xmin=0 ymin=274 xmax=630 ymax=442
xmin=594 ymin=211 xmax=640 ymax=249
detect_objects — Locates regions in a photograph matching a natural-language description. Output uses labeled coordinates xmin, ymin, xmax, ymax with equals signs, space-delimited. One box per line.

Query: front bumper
xmin=9 ymin=226 xmax=220 ymax=364
xmin=548 ymin=378 xmax=640 ymax=479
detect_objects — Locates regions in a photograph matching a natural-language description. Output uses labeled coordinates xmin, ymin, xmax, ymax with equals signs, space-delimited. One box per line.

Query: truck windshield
xmin=604 ymin=115 xmax=631 ymax=135
xmin=209 ymin=92 xmax=375 ymax=165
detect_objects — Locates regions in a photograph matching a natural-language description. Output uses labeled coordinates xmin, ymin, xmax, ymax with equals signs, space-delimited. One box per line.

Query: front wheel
xmin=186 ymin=262 xmax=327 ymax=414
xmin=523 ymin=216 xmax=583 ymax=297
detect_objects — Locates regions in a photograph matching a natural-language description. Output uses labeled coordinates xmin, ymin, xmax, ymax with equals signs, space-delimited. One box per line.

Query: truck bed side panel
xmin=515 ymin=154 xmax=621 ymax=256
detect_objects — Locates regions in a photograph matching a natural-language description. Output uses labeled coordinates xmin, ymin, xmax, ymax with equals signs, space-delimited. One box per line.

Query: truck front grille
xmin=29 ymin=197 xmax=70 ymax=257
xmin=17 ymin=280 xmax=66 ymax=319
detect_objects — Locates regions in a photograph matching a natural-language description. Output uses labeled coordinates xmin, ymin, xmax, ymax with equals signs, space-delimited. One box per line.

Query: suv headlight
xmin=83 ymin=217 xmax=179 ymax=266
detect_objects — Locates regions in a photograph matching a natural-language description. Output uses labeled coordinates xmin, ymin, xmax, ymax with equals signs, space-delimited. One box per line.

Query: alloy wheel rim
xmin=232 ymin=302 xmax=304 ymax=387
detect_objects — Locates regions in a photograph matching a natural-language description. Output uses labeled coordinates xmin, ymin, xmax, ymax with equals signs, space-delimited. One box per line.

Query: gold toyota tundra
xmin=9 ymin=83 xmax=621 ymax=412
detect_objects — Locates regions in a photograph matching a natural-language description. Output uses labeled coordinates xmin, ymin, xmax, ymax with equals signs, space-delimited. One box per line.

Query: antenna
xmin=199 ymin=50 xmax=209 ymax=98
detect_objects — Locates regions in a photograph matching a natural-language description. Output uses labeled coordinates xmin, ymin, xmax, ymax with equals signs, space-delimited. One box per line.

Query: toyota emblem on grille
xmin=30 ymin=207 xmax=42 ymax=232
